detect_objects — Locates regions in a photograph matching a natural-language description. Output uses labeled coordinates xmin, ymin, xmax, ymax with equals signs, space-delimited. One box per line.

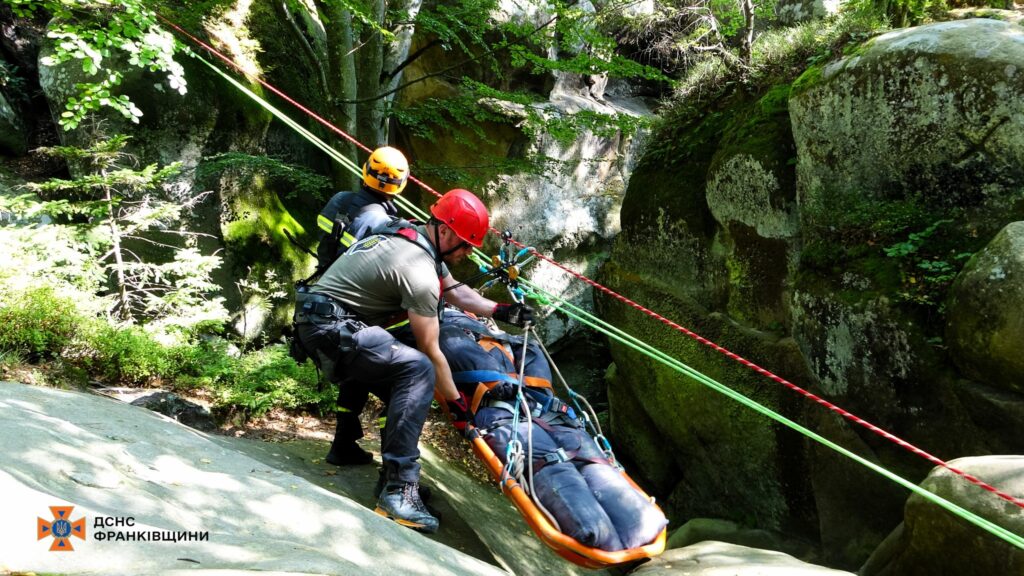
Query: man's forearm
xmin=446 ymin=283 xmax=497 ymax=316
xmin=426 ymin=348 xmax=459 ymax=401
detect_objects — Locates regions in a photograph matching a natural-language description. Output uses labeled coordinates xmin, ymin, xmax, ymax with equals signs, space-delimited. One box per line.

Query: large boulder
xmin=602 ymin=15 xmax=1024 ymax=570
xmin=598 ymin=86 xmax=815 ymax=539
xmin=861 ymin=456 xmax=1024 ymax=576
xmin=633 ymin=541 xmax=855 ymax=576
xmin=790 ymin=19 xmax=1024 ymax=208
xmin=946 ymin=222 xmax=1024 ymax=393
xmin=785 ymin=18 xmax=1024 ymax=563
xmin=0 ymin=382 xmax=508 ymax=575
xmin=598 ymin=266 xmax=818 ymax=534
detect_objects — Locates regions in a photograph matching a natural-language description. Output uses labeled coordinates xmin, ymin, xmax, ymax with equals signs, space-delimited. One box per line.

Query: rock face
xmin=776 ymin=0 xmax=843 ymax=25
xmin=0 ymin=92 xmax=27 ymax=155
xmin=396 ymin=4 xmax=654 ymax=342
xmin=598 ymin=83 xmax=815 ymax=544
xmin=946 ymin=222 xmax=1024 ymax=394
xmin=633 ymin=541 xmax=855 ymax=575
xmin=0 ymin=382 xmax=508 ymax=576
xmin=790 ymin=19 xmax=1024 ymax=207
xmin=861 ymin=456 xmax=1024 ymax=576
xmin=600 ymin=17 xmax=1024 ymax=569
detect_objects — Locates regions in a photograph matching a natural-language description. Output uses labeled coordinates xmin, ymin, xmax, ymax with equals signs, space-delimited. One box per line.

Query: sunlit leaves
xmin=4 ymin=0 xmax=187 ymax=129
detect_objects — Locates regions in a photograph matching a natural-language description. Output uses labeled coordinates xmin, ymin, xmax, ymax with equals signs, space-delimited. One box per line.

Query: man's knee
xmin=407 ymin=352 xmax=433 ymax=381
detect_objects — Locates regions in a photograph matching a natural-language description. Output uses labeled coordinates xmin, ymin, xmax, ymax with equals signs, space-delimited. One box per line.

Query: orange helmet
xmin=362 ymin=146 xmax=409 ymax=195
xmin=430 ymin=189 xmax=489 ymax=247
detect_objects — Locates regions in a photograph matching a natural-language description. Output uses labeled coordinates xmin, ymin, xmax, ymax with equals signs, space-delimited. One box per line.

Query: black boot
xmin=325 ymin=410 xmax=373 ymax=465
xmin=374 ymin=467 xmax=431 ymax=502
xmin=325 ymin=441 xmax=373 ymax=466
xmin=374 ymin=482 xmax=439 ymax=533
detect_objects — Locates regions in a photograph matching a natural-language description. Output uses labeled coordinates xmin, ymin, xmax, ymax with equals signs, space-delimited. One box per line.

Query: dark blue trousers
xmin=299 ymin=322 xmax=434 ymax=484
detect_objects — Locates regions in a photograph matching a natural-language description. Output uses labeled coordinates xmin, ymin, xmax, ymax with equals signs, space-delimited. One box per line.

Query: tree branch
xmin=383 ymin=37 xmax=442 ymax=82
xmin=336 ymin=13 xmax=559 ymax=105
xmin=275 ymin=0 xmax=330 ymax=95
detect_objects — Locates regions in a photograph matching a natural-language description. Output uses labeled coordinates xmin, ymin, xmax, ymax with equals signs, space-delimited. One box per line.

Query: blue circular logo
xmin=52 ymin=519 xmax=71 ymax=538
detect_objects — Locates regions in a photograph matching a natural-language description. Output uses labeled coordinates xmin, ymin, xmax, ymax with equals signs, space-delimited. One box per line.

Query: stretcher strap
xmin=453 ymin=370 xmax=519 ymax=385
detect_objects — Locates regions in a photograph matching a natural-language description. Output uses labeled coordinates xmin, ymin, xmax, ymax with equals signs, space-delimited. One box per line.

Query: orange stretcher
xmin=466 ymin=422 xmax=667 ymax=569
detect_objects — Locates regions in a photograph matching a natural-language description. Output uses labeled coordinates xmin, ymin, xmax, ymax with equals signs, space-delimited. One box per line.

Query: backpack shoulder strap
xmin=377 ymin=219 xmax=440 ymax=264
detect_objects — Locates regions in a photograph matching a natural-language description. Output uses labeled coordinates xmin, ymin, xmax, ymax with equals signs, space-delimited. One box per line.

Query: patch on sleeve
xmin=348 ymin=235 xmax=389 ymax=254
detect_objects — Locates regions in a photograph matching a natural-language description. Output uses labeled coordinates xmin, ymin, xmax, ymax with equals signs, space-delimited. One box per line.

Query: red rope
xmin=162 ymin=17 xmax=1024 ymax=510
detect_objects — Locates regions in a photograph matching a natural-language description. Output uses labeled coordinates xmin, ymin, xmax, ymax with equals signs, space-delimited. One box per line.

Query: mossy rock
xmin=204 ymin=165 xmax=315 ymax=341
xmin=861 ymin=456 xmax=1024 ymax=576
xmin=791 ymin=20 xmax=1024 ymax=339
xmin=791 ymin=19 xmax=1024 ymax=212
xmin=705 ymin=85 xmax=800 ymax=331
xmin=0 ymin=93 xmax=27 ymax=156
xmin=596 ymin=258 xmax=817 ymax=533
xmin=946 ymin=222 xmax=1024 ymax=393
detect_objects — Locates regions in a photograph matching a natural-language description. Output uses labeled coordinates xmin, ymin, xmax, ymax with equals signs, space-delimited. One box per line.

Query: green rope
xmin=520 ymin=279 xmax=1024 ymax=550
xmin=194 ymin=51 xmax=1024 ymax=551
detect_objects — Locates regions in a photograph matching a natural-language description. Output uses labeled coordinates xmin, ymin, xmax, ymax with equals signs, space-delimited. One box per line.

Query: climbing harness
xmin=158 ymin=16 xmax=1024 ymax=552
xmin=455 ymin=318 xmax=666 ymax=567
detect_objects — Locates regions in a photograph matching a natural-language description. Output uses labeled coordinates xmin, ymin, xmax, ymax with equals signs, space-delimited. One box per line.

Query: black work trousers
xmin=333 ymin=324 xmax=416 ymax=445
xmin=298 ymin=320 xmax=434 ymax=484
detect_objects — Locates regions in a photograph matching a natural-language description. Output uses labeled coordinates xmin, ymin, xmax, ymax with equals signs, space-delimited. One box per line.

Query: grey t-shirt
xmin=312 ymin=226 xmax=449 ymax=326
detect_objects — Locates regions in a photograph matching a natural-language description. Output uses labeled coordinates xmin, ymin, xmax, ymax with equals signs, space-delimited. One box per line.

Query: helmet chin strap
xmin=434 ymin=224 xmax=464 ymax=260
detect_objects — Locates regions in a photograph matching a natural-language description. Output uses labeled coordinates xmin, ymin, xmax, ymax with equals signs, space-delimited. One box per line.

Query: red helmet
xmin=430 ymin=189 xmax=489 ymax=247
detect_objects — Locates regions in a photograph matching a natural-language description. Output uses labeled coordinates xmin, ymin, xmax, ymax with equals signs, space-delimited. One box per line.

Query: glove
xmin=446 ymin=390 xmax=472 ymax=433
xmin=492 ymin=302 xmax=534 ymax=327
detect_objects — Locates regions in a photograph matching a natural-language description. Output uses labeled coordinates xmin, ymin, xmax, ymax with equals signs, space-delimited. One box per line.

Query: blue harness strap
xmin=452 ymin=370 xmax=519 ymax=385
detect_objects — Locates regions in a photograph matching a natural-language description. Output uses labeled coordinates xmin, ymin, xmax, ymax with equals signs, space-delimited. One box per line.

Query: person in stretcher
xmin=438 ymin=309 xmax=668 ymax=552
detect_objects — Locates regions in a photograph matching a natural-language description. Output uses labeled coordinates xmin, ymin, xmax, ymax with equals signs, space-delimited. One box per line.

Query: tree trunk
xmin=312 ymin=0 xmax=422 ymax=176
xmin=104 ymin=186 xmax=130 ymax=320
xmin=357 ymin=0 xmax=388 ymax=149
xmin=382 ymin=0 xmax=424 ymax=103
xmin=740 ymin=0 xmax=755 ymax=65
xmin=314 ymin=0 xmax=359 ymax=190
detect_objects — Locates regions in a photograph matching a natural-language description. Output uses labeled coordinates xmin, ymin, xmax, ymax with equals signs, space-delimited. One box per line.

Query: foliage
xmin=234 ymin=266 xmax=290 ymax=347
xmin=19 ymin=135 xmax=227 ymax=327
xmin=606 ymin=0 xmax=780 ymax=75
xmin=378 ymin=0 xmax=670 ymax=161
xmin=2 ymin=0 xmax=187 ymax=129
xmin=883 ymin=219 xmax=973 ymax=308
xmin=0 ymin=60 xmax=28 ymax=101
xmin=85 ymin=322 xmax=172 ymax=383
xmin=197 ymin=153 xmax=332 ymax=202
xmin=664 ymin=7 xmax=886 ymax=119
xmin=0 ymin=281 xmax=332 ymax=415
xmin=0 ymin=286 xmax=84 ymax=358
xmin=0 ymin=208 xmax=108 ymax=293
xmin=214 ymin=345 xmax=327 ymax=417
xmin=848 ymin=0 xmax=947 ymax=27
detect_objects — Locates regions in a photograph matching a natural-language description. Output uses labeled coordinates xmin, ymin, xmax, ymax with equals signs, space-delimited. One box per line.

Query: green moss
xmin=623 ymin=105 xmax=741 ymax=239
xmin=224 ymin=193 xmax=308 ymax=269
xmin=790 ymin=64 xmax=824 ymax=98
xmin=716 ymin=84 xmax=797 ymax=186
xmin=596 ymin=256 xmax=817 ymax=531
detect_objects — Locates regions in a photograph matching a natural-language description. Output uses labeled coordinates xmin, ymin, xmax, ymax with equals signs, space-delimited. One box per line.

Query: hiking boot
xmin=325 ymin=441 xmax=374 ymax=466
xmin=375 ymin=482 xmax=439 ymax=533
xmin=374 ymin=467 xmax=432 ymax=502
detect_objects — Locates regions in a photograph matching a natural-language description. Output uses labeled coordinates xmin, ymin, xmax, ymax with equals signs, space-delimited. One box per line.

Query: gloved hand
xmin=492 ymin=302 xmax=534 ymax=327
xmin=446 ymin=390 xmax=472 ymax=433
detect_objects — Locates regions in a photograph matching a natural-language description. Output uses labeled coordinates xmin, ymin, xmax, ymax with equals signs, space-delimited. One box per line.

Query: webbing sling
xmin=452 ymin=370 xmax=519 ymax=385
